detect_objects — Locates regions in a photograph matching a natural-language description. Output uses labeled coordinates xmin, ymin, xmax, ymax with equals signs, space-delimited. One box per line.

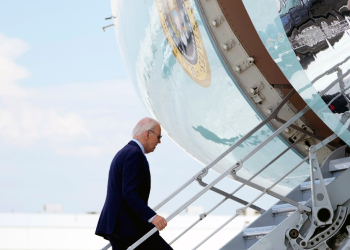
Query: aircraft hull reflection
xmin=110 ymin=0 xmax=350 ymax=196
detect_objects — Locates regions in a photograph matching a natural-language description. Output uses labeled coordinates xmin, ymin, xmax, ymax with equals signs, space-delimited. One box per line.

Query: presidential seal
xmin=156 ymin=0 xmax=211 ymax=87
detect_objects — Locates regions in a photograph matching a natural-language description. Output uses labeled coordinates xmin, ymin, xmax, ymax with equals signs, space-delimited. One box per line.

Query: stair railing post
xmin=126 ymin=162 xmax=243 ymax=250
xmin=102 ymin=56 xmax=350 ymax=250
xmin=127 ymin=97 xmax=311 ymax=249
xmin=319 ymin=69 xmax=350 ymax=96
xmin=311 ymin=56 xmax=350 ymax=84
xmin=152 ymin=90 xmax=296 ymax=212
xmin=169 ymin=136 xmax=304 ymax=245
xmin=191 ymin=156 xmax=309 ymax=250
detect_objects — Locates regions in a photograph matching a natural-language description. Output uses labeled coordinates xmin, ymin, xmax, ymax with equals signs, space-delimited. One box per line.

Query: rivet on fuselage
xmin=211 ymin=16 xmax=225 ymax=27
xmin=222 ymin=39 xmax=235 ymax=51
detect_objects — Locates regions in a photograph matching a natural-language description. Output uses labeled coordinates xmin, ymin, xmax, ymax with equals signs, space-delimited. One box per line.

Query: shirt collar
xmin=132 ymin=139 xmax=145 ymax=154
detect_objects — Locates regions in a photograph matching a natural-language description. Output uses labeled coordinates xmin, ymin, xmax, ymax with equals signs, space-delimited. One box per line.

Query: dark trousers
xmin=108 ymin=233 xmax=173 ymax=250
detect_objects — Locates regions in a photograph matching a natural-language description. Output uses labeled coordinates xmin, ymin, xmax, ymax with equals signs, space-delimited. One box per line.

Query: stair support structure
xmin=102 ymin=89 xmax=298 ymax=250
xmin=101 ymin=66 xmax=350 ymax=250
xmin=196 ymin=179 xmax=265 ymax=213
xmin=125 ymin=70 xmax=350 ymax=250
xmin=192 ymin=156 xmax=310 ymax=250
xmin=125 ymin=91 xmax=312 ymax=249
xmin=169 ymin=136 xmax=305 ymax=246
xmin=284 ymin=133 xmax=350 ymax=249
xmin=247 ymin=162 xmax=350 ymax=250
xmin=309 ymin=135 xmax=338 ymax=226
xmin=152 ymin=89 xmax=296 ymax=212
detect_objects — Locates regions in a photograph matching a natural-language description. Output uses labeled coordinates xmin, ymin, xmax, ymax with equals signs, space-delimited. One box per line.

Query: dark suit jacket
xmin=95 ymin=141 xmax=156 ymax=239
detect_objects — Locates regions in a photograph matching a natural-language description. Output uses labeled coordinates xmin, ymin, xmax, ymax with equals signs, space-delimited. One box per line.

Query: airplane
xmin=102 ymin=0 xmax=350 ymax=249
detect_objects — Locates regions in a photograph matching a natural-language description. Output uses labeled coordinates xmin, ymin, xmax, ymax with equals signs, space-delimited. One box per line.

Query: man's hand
xmin=151 ymin=215 xmax=167 ymax=231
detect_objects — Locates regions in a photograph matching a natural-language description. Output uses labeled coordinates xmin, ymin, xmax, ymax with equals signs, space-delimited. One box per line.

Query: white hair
xmin=132 ymin=117 xmax=160 ymax=137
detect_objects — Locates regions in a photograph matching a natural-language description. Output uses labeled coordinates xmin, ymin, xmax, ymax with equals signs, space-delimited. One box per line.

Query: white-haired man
xmin=96 ymin=117 xmax=173 ymax=250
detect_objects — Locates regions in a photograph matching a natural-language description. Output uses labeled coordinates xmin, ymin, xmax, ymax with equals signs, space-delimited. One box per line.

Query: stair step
xmin=242 ymin=226 xmax=276 ymax=238
xmin=271 ymin=202 xmax=306 ymax=214
xmin=300 ymin=177 xmax=335 ymax=191
xmin=329 ymin=157 xmax=350 ymax=172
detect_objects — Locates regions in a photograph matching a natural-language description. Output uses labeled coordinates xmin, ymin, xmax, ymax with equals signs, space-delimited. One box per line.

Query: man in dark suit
xmin=96 ymin=117 xmax=173 ymax=250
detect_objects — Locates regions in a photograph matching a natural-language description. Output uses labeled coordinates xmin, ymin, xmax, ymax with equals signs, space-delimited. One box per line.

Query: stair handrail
xmin=311 ymin=56 xmax=350 ymax=84
xmin=100 ymin=90 xmax=294 ymax=250
xmin=124 ymin=69 xmax=350 ymax=249
xmin=101 ymin=69 xmax=350 ymax=250
xmin=192 ymin=155 xmax=310 ymax=250
xmin=189 ymin=69 xmax=350 ymax=249
xmin=152 ymin=89 xmax=296 ymax=212
xmin=198 ymin=133 xmax=345 ymax=250
xmin=316 ymin=69 xmax=350 ymax=116
xmin=319 ymin=69 xmax=350 ymax=96
xmin=100 ymin=244 xmax=111 ymax=250
xmin=168 ymin=135 xmax=305 ymax=245
xmin=126 ymin=95 xmax=311 ymax=250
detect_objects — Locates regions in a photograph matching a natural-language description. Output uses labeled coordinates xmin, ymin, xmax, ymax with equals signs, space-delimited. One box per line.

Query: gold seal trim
xmin=156 ymin=0 xmax=211 ymax=87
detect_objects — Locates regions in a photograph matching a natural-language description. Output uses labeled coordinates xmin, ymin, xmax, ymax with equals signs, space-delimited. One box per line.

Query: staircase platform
xmin=271 ymin=202 xmax=306 ymax=214
xmin=220 ymin=146 xmax=350 ymax=250
xmin=242 ymin=225 xmax=275 ymax=239
xmin=329 ymin=157 xmax=350 ymax=172
xmin=299 ymin=177 xmax=335 ymax=191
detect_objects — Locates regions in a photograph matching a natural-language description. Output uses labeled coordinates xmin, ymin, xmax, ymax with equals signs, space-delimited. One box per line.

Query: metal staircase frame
xmin=122 ymin=70 xmax=350 ymax=250
xmin=125 ymin=91 xmax=310 ymax=250
xmin=218 ymin=67 xmax=350 ymax=250
xmin=172 ymin=134 xmax=306 ymax=246
xmin=246 ymin=155 xmax=350 ymax=250
xmin=99 ymin=70 xmax=350 ymax=250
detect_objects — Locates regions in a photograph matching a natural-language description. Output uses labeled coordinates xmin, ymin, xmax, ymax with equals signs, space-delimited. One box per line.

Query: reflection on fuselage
xmin=276 ymin=0 xmax=350 ymax=69
xmin=244 ymin=0 xmax=350 ymax=145
xmin=112 ymin=0 xmax=311 ymax=196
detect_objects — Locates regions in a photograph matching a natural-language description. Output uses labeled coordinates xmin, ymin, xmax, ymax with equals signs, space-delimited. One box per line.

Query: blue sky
xmin=0 ymin=0 xmax=276 ymax=215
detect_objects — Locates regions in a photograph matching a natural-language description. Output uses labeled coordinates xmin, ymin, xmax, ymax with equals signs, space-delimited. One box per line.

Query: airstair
xmin=222 ymin=147 xmax=350 ymax=250
xmin=101 ymin=68 xmax=350 ymax=250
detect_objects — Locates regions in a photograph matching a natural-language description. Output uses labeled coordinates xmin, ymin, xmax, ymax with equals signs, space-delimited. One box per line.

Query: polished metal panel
xmin=111 ymin=0 xmax=311 ymax=195
xmin=242 ymin=0 xmax=350 ymax=145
